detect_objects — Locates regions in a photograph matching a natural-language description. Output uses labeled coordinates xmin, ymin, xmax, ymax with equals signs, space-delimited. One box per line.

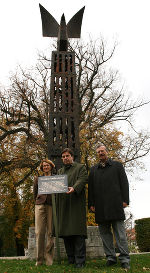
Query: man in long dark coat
xmin=57 ymin=148 xmax=88 ymax=268
xmin=88 ymin=143 xmax=130 ymax=270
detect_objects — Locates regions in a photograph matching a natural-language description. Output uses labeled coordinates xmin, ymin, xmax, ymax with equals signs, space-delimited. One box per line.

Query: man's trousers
xmin=99 ymin=220 xmax=130 ymax=265
xmin=63 ymin=235 xmax=86 ymax=265
xmin=35 ymin=204 xmax=54 ymax=265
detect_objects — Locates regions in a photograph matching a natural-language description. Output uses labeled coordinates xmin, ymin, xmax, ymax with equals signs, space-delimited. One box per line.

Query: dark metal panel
xmin=39 ymin=4 xmax=59 ymax=37
xmin=67 ymin=6 xmax=85 ymax=38
xmin=49 ymin=51 xmax=80 ymax=169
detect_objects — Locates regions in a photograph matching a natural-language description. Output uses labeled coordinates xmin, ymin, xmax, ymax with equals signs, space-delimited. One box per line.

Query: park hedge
xmin=135 ymin=217 xmax=150 ymax=252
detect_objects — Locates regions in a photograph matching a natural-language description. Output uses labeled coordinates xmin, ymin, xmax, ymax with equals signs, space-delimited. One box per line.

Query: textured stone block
xmin=27 ymin=226 xmax=104 ymax=259
xmin=28 ymin=238 xmax=36 ymax=249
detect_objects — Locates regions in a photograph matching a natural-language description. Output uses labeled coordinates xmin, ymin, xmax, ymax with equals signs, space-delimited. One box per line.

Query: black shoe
xmin=121 ymin=262 xmax=130 ymax=270
xmin=68 ymin=260 xmax=75 ymax=264
xmin=68 ymin=257 xmax=75 ymax=264
xmin=106 ymin=260 xmax=117 ymax=266
xmin=75 ymin=263 xmax=85 ymax=268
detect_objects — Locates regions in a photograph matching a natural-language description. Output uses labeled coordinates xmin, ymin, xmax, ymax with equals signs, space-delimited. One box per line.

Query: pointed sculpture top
xmin=39 ymin=4 xmax=85 ymax=51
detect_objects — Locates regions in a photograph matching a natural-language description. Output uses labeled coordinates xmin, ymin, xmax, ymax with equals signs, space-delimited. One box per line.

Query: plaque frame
xmin=38 ymin=175 xmax=68 ymax=194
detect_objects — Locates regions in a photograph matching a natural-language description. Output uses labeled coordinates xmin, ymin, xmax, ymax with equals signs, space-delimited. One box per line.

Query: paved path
xmin=0 ymin=256 xmax=28 ymax=260
xmin=0 ymin=252 xmax=150 ymax=260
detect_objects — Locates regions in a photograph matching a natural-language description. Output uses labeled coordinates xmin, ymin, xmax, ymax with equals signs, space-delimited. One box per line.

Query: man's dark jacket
xmin=88 ymin=159 xmax=129 ymax=223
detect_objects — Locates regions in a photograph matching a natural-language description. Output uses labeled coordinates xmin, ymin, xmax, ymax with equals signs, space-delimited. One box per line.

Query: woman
xmin=33 ymin=159 xmax=55 ymax=266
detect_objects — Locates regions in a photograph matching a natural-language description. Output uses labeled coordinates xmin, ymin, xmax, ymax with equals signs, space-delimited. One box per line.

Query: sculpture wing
xmin=39 ymin=4 xmax=59 ymax=37
xmin=67 ymin=6 xmax=85 ymax=38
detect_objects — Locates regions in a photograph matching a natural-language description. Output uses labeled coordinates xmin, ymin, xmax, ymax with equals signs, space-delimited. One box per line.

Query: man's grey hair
xmin=96 ymin=143 xmax=108 ymax=151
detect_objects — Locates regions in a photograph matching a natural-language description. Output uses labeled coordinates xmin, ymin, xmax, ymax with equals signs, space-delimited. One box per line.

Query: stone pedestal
xmin=86 ymin=226 xmax=104 ymax=258
xmin=27 ymin=227 xmax=36 ymax=260
xmin=27 ymin=226 xmax=104 ymax=260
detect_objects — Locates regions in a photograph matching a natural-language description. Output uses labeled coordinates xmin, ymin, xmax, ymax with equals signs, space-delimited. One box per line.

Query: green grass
xmin=0 ymin=254 xmax=150 ymax=273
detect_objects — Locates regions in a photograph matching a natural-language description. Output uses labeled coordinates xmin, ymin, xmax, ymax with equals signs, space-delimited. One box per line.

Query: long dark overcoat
xmin=56 ymin=162 xmax=88 ymax=237
xmin=88 ymin=159 xmax=129 ymax=223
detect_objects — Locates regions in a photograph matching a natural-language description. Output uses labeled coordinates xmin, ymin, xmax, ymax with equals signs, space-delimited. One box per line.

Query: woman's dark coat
xmin=33 ymin=176 xmax=52 ymax=205
xmin=88 ymin=159 xmax=129 ymax=223
xmin=56 ymin=162 xmax=88 ymax=237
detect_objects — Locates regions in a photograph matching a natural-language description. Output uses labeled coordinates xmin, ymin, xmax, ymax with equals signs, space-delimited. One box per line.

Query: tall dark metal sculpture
xmin=39 ymin=4 xmax=85 ymax=169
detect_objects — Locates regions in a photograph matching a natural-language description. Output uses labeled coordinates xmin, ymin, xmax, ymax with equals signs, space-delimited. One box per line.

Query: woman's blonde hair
xmin=40 ymin=159 xmax=55 ymax=171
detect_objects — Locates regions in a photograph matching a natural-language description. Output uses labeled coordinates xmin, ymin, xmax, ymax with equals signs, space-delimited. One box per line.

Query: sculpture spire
xmin=39 ymin=4 xmax=85 ymax=168
xmin=39 ymin=4 xmax=85 ymax=51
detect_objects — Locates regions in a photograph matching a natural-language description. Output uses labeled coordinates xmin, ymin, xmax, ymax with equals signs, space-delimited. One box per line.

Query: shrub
xmin=135 ymin=218 xmax=150 ymax=252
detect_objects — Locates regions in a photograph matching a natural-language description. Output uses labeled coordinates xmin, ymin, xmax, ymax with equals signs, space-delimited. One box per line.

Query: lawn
xmin=0 ymin=254 xmax=150 ymax=273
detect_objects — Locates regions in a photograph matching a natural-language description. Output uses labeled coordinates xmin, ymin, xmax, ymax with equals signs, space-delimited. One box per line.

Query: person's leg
xmin=35 ymin=205 xmax=46 ymax=265
xmin=74 ymin=235 xmax=86 ymax=267
xmin=63 ymin=236 xmax=75 ymax=264
xmin=45 ymin=205 xmax=54 ymax=266
xmin=112 ymin=220 xmax=130 ymax=267
xmin=99 ymin=222 xmax=117 ymax=264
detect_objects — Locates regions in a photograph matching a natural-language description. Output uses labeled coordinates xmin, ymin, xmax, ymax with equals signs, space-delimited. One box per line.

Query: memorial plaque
xmin=38 ymin=175 xmax=68 ymax=194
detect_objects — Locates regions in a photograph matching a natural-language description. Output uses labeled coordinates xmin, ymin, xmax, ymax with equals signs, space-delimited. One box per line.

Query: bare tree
xmin=0 ymin=38 xmax=150 ymax=181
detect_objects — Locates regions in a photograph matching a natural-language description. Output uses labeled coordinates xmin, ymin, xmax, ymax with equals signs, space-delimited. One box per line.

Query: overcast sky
xmin=0 ymin=0 xmax=150 ymax=221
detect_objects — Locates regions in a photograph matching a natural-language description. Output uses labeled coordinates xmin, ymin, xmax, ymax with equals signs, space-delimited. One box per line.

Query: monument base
xmin=27 ymin=226 xmax=104 ymax=260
